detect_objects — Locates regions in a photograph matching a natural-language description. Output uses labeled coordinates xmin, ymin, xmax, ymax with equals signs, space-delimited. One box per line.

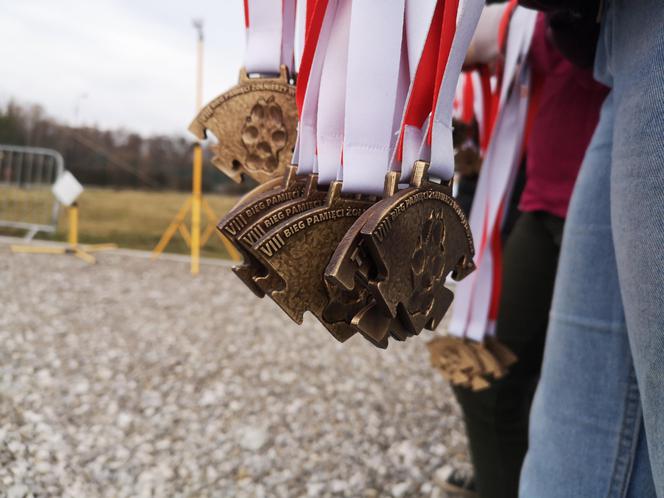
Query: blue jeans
xmin=519 ymin=1 xmax=664 ymax=496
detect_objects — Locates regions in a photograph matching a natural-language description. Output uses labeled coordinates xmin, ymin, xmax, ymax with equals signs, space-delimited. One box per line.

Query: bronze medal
xmin=236 ymin=175 xmax=327 ymax=250
xmin=427 ymin=336 xmax=517 ymax=391
xmin=246 ymin=182 xmax=390 ymax=346
xmin=190 ymin=66 xmax=297 ymax=184
xmin=326 ymin=161 xmax=476 ymax=345
xmin=232 ymin=175 xmax=328 ymax=296
xmin=217 ymin=166 xmax=307 ymax=296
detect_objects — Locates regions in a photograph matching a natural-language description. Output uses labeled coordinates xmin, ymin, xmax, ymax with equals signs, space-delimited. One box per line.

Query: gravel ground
xmin=0 ymin=243 xmax=469 ymax=498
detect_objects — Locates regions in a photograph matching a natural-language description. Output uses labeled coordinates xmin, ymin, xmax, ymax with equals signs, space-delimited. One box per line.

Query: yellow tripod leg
xmin=178 ymin=224 xmax=192 ymax=248
xmin=72 ymin=249 xmax=96 ymax=264
xmin=191 ymin=145 xmax=203 ymax=275
xmin=152 ymin=197 xmax=192 ymax=259
xmin=201 ymin=199 xmax=219 ymax=246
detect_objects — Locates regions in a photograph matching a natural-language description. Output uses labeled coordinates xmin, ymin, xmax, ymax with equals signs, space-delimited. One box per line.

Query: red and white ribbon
xmin=395 ymin=0 xmax=448 ymax=182
xmin=293 ymin=0 xmax=485 ymax=197
xmin=394 ymin=0 xmax=483 ymax=184
xmin=405 ymin=0 xmax=438 ymax=81
xmin=292 ymin=0 xmax=337 ymax=173
xmin=293 ymin=0 xmax=408 ymax=191
xmin=448 ymin=5 xmax=538 ymax=341
xmin=426 ymin=0 xmax=485 ymax=181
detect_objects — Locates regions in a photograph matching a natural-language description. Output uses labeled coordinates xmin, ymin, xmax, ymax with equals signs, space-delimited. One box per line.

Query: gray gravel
xmin=0 ymin=244 xmax=469 ymax=498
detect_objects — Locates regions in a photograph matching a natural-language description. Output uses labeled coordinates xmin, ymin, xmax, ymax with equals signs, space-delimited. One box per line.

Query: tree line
xmin=0 ymin=101 xmax=248 ymax=193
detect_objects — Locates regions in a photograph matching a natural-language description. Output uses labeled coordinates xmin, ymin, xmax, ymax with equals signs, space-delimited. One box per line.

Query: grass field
xmin=0 ymin=187 xmax=242 ymax=258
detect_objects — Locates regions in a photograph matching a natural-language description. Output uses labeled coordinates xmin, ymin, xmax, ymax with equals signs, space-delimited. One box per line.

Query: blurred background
xmin=0 ymin=0 xmax=250 ymax=257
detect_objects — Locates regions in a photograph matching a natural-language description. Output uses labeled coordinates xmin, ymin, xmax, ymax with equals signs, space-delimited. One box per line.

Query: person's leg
xmin=501 ymin=166 xmax=527 ymax=240
xmin=456 ymin=174 xmax=479 ymax=217
xmin=608 ymin=1 xmax=664 ymax=493
xmin=454 ymin=211 xmax=562 ymax=498
xmin=519 ymin=91 xmax=656 ymax=497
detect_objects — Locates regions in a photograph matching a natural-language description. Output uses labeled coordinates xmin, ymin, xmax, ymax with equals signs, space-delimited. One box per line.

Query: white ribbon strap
xmin=390 ymin=36 xmax=412 ymax=172
xmin=397 ymin=0 xmax=438 ymax=179
xmin=316 ymin=0 xmax=352 ymax=185
xmin=341 ymin=0 xmax=407 ymax=195
xmin=428 ymin=0 xmax=484 ymax=181
xmin=245 ymin=0 xmax=298 ymax=74
xmin=464 ymin=67 xmax=531 ymax=341
xmin=406 ymin=0 xmax=438 ymax=81
xmin=293 ymin=0 xmax=339 ymax=174
xmin=448 ymin=6 xmax=538 ymax=341
xmin=281 ymin=0 xmax=297 ymax=72
xmin=294 ymin=0 xmax=308 ymax=72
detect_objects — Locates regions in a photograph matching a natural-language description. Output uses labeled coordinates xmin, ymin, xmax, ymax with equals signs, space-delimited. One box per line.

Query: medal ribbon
xmin=296 ymin=0 xmax=330 ymax=116
xmin=478 ymin=66 xmax=495 ymax=152
xmin=244 ymin=0 xmax=298 ymax=74
xmin=405 ymin=0 xmax=438 ymax=82
xmin=391 ymin=0 xmax=440 ymax=178
xmin=448 ymin=6 xmax=537 ymax=341
xmin=316 ymin=0 xmax=352 ymax=185
xmin=281 ymin=0 xmax=297 ymax=72
xmin=294 ymin=0 xmax=318 ymax=72
xmin=460 ymin=73 xmax=475 ymax=124
xmin=293 ymin=0 xmax=337 ymax=173
xmin=426 ymin=0 xmax=484 ymax=181
xmin=395 ymin=0 xmax=445 ymax=181
xmin=340 ymin=0 xmax=407 ymax=195
xmin=394 ymin=0 xmax=483 ymax=183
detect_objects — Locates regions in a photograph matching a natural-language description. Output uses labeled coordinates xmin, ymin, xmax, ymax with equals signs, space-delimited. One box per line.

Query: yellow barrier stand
xmin=191 ymin=144 xmax=202 ymax=275
xmin=150 ymin=144 xmax=242 ymax=275
xmin=68 ymin=202 xmax=78 ymax=246
xmin=150 ymin=20 xmax=241 ymax=275
xmin=11 ymin=203 xmax=117 ymax=264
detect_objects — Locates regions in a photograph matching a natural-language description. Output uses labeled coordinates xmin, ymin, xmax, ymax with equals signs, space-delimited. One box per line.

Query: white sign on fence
xmin=52 ymin=171 xmax=83 ymax=207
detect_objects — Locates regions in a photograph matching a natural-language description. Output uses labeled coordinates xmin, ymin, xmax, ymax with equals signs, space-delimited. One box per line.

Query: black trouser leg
xmin=453 ymin=212 xmax=564 ymax=498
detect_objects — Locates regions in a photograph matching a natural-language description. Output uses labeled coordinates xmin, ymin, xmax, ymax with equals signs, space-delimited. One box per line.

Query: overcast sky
xmin=0 ymin=0 xmax=247 ymax=136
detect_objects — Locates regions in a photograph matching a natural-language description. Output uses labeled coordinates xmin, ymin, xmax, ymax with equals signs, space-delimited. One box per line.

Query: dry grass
xmin=0 ymin=187 xmax=242 ymax=258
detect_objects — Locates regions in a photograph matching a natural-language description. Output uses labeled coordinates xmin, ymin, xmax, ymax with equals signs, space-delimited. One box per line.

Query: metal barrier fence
xmin=0 ymin=144 xmax=64 ymax=240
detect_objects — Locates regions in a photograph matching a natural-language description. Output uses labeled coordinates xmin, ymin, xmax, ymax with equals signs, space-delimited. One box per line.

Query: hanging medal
xmin=242 ymin=0 xmax=409 ymax=346
xmin=429 ymin=4 xmax=538 ymax=390
xmin=217 ymin=164 xmax=308 ymax=296
xmin=189 ymin=0 xmax=299 ymax=184
xmin=325 ymin=0 xmax=484 ymax=347
xmin=216 ymin=0 xmax=336 ymax=297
